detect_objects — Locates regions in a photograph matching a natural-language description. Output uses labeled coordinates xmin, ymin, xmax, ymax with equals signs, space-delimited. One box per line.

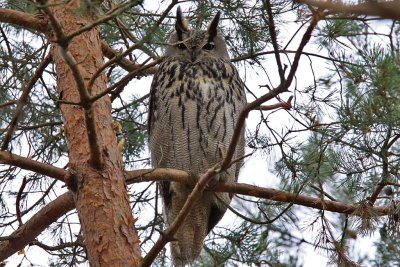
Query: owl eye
xmin=202 ymin=43 xmax=215 ymax=50
xmin=177 ymin=43 xmax=187 ymax=50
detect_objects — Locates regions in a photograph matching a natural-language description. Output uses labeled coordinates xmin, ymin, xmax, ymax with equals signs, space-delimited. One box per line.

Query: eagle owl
xmin=148 ymin=7 xmax=246 ymax=266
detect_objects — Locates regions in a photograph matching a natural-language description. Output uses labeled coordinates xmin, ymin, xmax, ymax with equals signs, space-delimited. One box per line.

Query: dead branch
xmin=220 ymin=10 xmax=324 ymax=171
xmin=0 ymin=8 xmax=47 ymax=32
xmin=1 ymin=54 xmax=52 ymax=150
xmin=87 ymin=2 xmax=176 ymax=95
xmin=101 ymin=41 xmax=158 ymax=74
xmin=125 ymin=168 xmax=390 ymax=216
xmin=257 ymin=96 xmax=293 ymax=111
xmin=0 ymin=151 xmax=66 ymax=182
xmin=296 ymin=0 xmax=400 ymax=20
xmin=0 ymin=192 xmax=74 ymax=262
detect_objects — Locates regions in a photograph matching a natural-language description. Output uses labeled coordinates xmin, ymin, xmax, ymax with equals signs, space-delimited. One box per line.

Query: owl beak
xmin=191 ymin=50 xmax=197 ymax=62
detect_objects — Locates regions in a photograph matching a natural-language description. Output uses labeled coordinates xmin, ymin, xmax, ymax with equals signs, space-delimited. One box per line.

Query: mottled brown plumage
xmin=148 ymin=7 xmax=246 ymax=266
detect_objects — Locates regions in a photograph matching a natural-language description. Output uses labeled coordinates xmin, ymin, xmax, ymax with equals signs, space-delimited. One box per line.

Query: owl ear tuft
xmin=207 ymin=11 xmax=221 ymax=41
xmin=175 ymin=6 xmax=189 ymax=40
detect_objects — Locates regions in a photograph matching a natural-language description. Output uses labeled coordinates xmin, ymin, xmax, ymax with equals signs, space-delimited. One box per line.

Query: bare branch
xmin=87 ymin=1 xmax=177 ymax=94
xmin=0 ymin=151 xmax=66 ymax=182
xmin=125 ymin=168 xmax=390 ymax=216
xmin=296 ymin=0 xmax=400 ymax=20
xmin=1 ymin=54 xmax=52 ymax=150
xmin=0 ymin=192 xmax=74 ymax=262
xmin=221 ymin=10 xmax=324 ymax=171
xmin=257 ymin=96 xmax=293 ymax=111
xmin=100 ymin=41 xmax=157 ymax=74
xmin=0 ymin=8 xmax=47 ymax=32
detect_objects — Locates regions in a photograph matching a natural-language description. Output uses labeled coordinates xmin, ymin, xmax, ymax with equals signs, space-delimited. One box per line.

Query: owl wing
xmin=148 ymin=60 xmax=173 ymax=209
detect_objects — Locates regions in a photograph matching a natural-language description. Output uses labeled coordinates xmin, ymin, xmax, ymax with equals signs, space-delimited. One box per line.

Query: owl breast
xmin=149 ymin=57 xmax=246 ymax=179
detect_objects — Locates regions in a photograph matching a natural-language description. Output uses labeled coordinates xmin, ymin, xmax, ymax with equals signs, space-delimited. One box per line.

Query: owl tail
xmin=166 ymin=190 xmax=228 ymax=267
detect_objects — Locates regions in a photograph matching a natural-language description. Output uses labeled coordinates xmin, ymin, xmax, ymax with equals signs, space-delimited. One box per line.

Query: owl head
xmin=164 ymin=7 xmax=230 ymax=61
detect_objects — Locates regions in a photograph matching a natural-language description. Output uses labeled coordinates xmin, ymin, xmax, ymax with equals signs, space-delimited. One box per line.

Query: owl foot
xmin=206 ymin=172 xmax=230 ymax=191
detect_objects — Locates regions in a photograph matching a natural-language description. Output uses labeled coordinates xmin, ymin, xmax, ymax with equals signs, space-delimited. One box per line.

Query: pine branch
xmin=0 ymin=8 xmax=47 ymax=32
xmin=0 ymin=192 xmax=74 ymax=262
xmin=125 ymin=168 xmax=390 ymax=216
xmin=101 ymin=41 xmax=157 ymax=74
xmin=221 ymin=9 xmax=324 ymax=171
xmin=296 ymin=0 xmax=400 ymax=20
xmin=0 ymin=151 xmax=66 ymax=181
xmin=87 ymin=1 xmax=177 ymax=95
xmin=1 ymin=54 xmax=52 ymax=150
xmin=0 ymin=166 xmax=391 ymax=263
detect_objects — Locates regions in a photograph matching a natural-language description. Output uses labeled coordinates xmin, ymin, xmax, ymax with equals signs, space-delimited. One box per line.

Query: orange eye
xmin=202 ymin=43 xmax=215 ymax=50
xmin=177 ymin=43 xmax=187 ymax=50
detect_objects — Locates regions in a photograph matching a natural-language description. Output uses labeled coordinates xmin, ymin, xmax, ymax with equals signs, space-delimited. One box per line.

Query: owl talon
xmin=205 ymin=173 xmax=225 ymax=190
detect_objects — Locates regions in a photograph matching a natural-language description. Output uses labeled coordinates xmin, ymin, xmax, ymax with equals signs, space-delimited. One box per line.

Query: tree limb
xmin=125 ymin=168 xmax=390 ymax=216
xmin=0 ymin=151 xmax=66 ymax=182
xmin=296 ymin=0 xmax=400 ymax=20
xmin=100 ymin=41 xmax=157 ymax=74
xmin=0 ymin=8 xmax=47 ymax=32
xmin=1 ymin=54 xmax=52 ymax=150
xmin=0 ymin=192 xmax=74 ymax=262
xmin=0 ymin=167 xmax=391 ymax=262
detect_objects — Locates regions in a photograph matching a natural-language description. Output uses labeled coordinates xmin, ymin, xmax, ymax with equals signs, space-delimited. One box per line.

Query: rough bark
xmin=47 ymin=1 xmax=141 ymax=266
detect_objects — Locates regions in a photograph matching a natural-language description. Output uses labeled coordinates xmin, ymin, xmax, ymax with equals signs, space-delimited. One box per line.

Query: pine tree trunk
xmin=48 ymin=1 xmax=141 ymax=266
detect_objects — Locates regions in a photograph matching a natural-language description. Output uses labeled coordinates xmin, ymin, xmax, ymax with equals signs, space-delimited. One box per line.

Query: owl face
xmin=164 ymin=7 xmax=230 ymax=62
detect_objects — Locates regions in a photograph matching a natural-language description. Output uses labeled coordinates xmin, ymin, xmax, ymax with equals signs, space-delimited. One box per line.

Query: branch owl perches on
xmin=148 ymin=7 xmax=246 ymax=266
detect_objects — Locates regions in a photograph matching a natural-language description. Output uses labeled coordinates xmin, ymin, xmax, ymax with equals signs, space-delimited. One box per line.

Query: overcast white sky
xmin=4 ymin=1 xmax=391 ymax=266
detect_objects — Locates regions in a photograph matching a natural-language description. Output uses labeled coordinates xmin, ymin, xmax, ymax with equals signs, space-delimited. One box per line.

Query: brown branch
xmin=15 ymin=177 xmax=27 ymax=226
xmin=88 ymin=1 xmax=176 ymax=94
xmin=0 ymin=151 xmax=66 ymax=182
xmin=140 ymin=166 xmax=220 ymax=267
xmin=31 ymin=239 xmax=85 ymax=251
xmin=125 ymin=168 xmax=390 ymax=216
xmin=114 ymin=17 xmax=158 ymax=60
xmin=263 ymin=0 xmax=285 ymax=85
xmin=0 ymin=166 xmax=391 ymax=262
xmin=0 ymin=192 xmax=74 ymax=262
xmin=100 ymin=41 xmax=158 ymax=74
xmin=232 ymin=50 xmax=360 ymax=65
xmin=0 ymin=100 xmax=17 ymax=109
xmin=221 ymin=10 xmax=324 ymax=171
xmin=89 ymin=59 xmax=162 ymax=103
xmin=0 ymin=8 xmax=47 ymax=32
xmin=257 ymin=96 xmax=293 ymax=111
xmin=1 ymin=54 xmax=52 ymax=150
xmin=296 ymin=0 xmax=400 ymax=20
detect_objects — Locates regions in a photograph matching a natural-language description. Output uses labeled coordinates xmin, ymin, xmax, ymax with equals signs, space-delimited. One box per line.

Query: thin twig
xmin=263 ymin=0 xmax=285 ymax=85
xmin=101 ymin=41 xmax=157 ymax=74
xmin=16 ymin=177 xmax=28 ymax=226
xmin=1 ymin=54 xmax=52 ymax=150
xmin=296 ymin=0 xmax=400 ymax=20
xmin=87 ymin=0 xmax=177 ymax=93
xmin=221 ymin=11 xmax=323 ymax=171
